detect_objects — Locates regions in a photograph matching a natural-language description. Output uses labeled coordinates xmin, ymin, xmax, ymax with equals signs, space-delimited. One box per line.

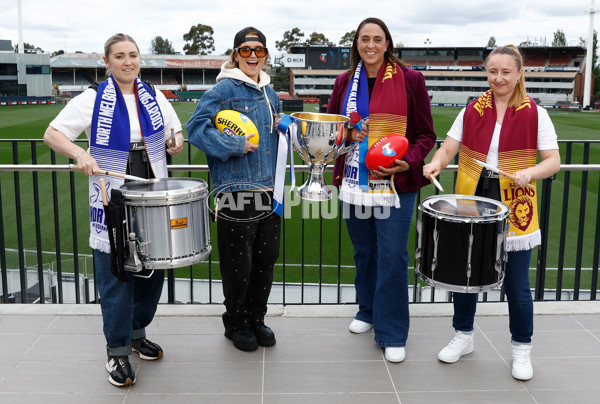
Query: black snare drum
xmin=415 ymin=194 xmax=509 ymax=293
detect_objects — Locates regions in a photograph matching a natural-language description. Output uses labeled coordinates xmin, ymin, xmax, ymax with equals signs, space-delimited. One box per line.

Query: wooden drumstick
xmin=101 ymin=170 xmax=150 ymax=183
xmin=474 ymin=159 xmax=535 ymax=190
xmin=429 ymin=174 xmax=444 ymax=192
xmin=69 ymin=164 xmax=150 ymax=183
xmin=99 ymin=178 xmax=109 ymax=206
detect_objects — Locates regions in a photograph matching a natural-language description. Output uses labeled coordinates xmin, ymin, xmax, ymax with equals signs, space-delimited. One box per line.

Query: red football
xmin=365 ymin=134 xmax=409 ymax=170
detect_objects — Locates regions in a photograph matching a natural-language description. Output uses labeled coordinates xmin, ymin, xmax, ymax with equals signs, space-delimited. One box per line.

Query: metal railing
xmin=1 ymin=139 xmax=599 ymax=305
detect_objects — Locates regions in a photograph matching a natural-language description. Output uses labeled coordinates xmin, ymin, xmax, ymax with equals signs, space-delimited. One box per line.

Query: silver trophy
xmin=290 ymin=112 xmax=358 ymax=201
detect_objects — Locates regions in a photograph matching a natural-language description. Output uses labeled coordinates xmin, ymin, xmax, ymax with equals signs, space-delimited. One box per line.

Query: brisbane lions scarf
xmin=339 ymin=61 xmax=407 ymax=207
xmin=456 ymin=90 xmax=540 ymax=251
xmin=88 ymin=76 xmax=167 ymax=253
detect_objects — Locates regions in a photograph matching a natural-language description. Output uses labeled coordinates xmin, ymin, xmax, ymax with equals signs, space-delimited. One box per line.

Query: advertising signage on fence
xmin=306 ymin=47 xmax=351 ymax=69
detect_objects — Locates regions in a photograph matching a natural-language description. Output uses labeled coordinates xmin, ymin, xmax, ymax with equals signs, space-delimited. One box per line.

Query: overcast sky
xmin=1 ymin=0 xmax=598 ymax=56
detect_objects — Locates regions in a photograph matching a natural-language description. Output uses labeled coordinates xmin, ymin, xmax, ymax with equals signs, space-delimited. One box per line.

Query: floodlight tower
xmin=17 ymin=0 xmax=24 ymax=54
xmin=583 ymin=0 xmax=597 ymax=109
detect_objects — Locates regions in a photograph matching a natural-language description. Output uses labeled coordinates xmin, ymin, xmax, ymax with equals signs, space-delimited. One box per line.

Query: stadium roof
xmin=50 ymin=53 xmax=229 ymax=69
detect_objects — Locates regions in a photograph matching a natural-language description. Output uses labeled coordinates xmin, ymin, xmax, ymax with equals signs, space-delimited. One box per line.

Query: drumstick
xmin=99 ymin=178 xmax=109 ymax=206
xmin=69 ymin=164 xmax=150 ymax=183
xmin=101 ymin=170 xmax=150 ymax=183
xmin=473 ymin=159 xmax=535 ymax=190
xmin=170 ymin=127 xmax=175 ymax=146
xmin=429 ymin=174 xmax=444 ymax=192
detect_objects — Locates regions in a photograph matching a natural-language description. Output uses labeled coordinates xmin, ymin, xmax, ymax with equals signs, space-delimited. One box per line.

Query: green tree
xmin=150 ymin=36 xmax=176 ymax=54
xmin=51 ymin=49 xmax=64 ymax=57
xmin=339 ymin=30 xmax=356 ymax=47
xmin=306 ymin=32 xmax=334 ymax=46
xmin=487 ymin=36 xmax=496 ymax=47
xmin=14 ymin=42 xmax=43 ymax=53
xmin=183 ymin=24 xmax=215 ymax=55
xmin=552 ymin=29 xmax=567 ymax=47
xmin=275 ymin=28 xmax=305 ymax=52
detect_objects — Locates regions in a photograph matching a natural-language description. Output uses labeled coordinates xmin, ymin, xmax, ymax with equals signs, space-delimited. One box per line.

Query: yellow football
xmin=215 ymin=110 xmax=259 ymax=145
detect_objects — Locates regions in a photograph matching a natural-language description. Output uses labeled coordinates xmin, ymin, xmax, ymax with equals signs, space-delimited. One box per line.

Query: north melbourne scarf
xmin=88 ymin=76 xmax=168 ymax=252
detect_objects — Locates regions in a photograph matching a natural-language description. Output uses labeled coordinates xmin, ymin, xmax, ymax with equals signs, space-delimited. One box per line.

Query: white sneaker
xmin=348 ymin=319 xmax=373 ymax=334
xmin=438 ymin=331 xmax=474 ymax=363
xmin=385 ymin=347 xmax=406 ymax=363
xmin=512 ymin=344 xmax=533 ymax=381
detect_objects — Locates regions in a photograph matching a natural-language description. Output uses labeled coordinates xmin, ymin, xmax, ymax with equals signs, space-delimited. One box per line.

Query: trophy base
xmin=296 ymin=182 xmax=333 ymax=201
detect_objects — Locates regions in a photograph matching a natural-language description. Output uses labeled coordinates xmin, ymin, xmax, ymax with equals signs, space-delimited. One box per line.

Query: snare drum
xmin=120 ymin=178 xmax=211 ymax=270
xmin=415 ymin=194 xmax=509 ymax=293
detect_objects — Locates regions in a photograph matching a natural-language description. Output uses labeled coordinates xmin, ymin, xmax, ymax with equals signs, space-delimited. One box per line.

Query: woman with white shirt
xmin=43 ymin=33 xmax=183 ymax=387
xmin=423 ymin=45 xmax=560 ymax=381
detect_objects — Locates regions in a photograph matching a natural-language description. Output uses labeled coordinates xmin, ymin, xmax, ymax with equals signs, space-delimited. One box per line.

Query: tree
xmin=150 ymin=36 xmax=175 ymax=54
xmin=552 ymin=29 xmax=567 ymax=47
xmin=183 ymin=24 xmax=215 ymax=55
xmin=306 ymin=32 xmax=334 ymax=46
xmin=275 ymin=28 xmax=305 ymax=52
xmin=487 ymin=36 xmax=496 ymax=47
xmin=339 ymin=30 xmax=356 ymax=47
xmin=51 ymin=49 xmax=64 ymax=57
xmin=14 ymin=42 xmax=43 ymax=54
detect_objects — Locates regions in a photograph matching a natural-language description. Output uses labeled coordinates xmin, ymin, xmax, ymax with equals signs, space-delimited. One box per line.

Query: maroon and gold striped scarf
xmin=456 ymin=90 xmax=540 ymax=251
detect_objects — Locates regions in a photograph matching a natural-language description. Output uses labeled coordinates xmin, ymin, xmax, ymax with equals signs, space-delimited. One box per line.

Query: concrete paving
xmin=0 ymin=302 xmax=599 ymax=404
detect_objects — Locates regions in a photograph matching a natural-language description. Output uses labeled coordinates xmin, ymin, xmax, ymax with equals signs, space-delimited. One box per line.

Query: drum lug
xmin=125 ymin=233 xmax=143 ymax=273
xmin=432 ymin=227 xmax=440 ymax=272
xmin=466 ymin=233 xmax=474 ymax=278
xmin=415 ymin=220 xmax=422 ymax=260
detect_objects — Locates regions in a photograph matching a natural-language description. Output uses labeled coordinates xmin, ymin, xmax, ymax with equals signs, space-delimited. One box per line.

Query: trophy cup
xmin=289 ymin=112 xmax=358 ymax=201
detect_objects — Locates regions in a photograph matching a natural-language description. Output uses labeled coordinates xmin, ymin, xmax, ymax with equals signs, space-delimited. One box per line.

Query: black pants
xmin=216 ymin=191 xmax=281 ymax=331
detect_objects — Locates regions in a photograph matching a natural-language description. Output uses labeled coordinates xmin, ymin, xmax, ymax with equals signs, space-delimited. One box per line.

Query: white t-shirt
xmin=446 ymin=105 xmax=559 ymax=167
xmin=50 ymin=87 xmax=182 ymax=143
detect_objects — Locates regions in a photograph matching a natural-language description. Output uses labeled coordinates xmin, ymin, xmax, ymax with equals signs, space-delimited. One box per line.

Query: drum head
xmin=120 ymin=178 xmax=208 ymax=200
xmin=419 ymin=194 xmax=508 ymax=223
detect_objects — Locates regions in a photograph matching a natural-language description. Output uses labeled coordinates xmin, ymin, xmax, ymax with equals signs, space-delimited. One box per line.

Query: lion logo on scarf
xmin=509 ymin=195 xmax=534 ymax=231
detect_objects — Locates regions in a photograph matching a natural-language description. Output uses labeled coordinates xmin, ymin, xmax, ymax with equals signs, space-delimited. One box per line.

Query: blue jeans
xmin=94 ymin=250 xmax=164 ymax=356
xmin=343 ymin=192 xmax=417 ymax=348
xmin=452 ymin=249 xmax=534 ymax=343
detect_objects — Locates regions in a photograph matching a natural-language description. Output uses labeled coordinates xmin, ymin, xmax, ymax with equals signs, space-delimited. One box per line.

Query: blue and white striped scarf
xmin=88 ymin=76 xmax=167 ymax=252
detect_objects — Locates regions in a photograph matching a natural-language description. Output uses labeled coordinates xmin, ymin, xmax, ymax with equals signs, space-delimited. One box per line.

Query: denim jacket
xmin=186 ymin=64 xmax=281 ymax=193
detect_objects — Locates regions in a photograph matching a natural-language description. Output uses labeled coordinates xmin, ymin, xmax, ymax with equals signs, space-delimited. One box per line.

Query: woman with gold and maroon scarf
xmin=327 ymin=17 xmax=436 ymax=363
xmin=423 ymin=45 xmax=560 ymax=380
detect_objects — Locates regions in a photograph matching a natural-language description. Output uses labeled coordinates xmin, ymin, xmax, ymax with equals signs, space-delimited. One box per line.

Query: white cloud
xmin=0 ymin=0 xmax=596 ymax=54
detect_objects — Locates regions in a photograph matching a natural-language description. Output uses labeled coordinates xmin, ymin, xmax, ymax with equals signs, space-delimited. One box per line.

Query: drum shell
xmin=415 ymin=195 xmax=509 ymax=293
xmin=120 ymin=178 xmax=211 ymax=269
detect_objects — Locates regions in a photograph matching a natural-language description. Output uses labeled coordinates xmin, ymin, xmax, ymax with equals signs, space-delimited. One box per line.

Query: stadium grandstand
xmin=282 ymin=45 xmax=590 ymax=108
xmin=0 ymin=39 xmax=54 ymax=105
xmin=0 ymin=37 xmax=593 ymax=109
xmin=48 ymin=52 xmax=229 ymax=101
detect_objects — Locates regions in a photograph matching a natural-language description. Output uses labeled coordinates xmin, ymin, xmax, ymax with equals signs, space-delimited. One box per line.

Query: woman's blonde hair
xmin=486 ymin=45 xmax=527 ymax=107
xmin=103 ymin=33 xmax=139 ymax=77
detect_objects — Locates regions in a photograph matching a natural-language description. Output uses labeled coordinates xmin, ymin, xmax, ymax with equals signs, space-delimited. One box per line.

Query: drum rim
xmin=419 ymin=194 xmax=509 ymax=222
xmin=119 ymin=178 xmax=209 ymax=199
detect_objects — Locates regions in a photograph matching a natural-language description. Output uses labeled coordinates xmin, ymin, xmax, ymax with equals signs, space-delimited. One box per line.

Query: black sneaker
xmin=132 ymin=338 xmax=163 ymax=360
xmin=106 ymin=355 xmax=136 ymax=387
xmin=251 ymin=322 xmax=276 ymax=347
xmin=224 ymin=327 xmax=259 ymax=351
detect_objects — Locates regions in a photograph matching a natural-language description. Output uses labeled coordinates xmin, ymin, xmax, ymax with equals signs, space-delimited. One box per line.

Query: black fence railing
xmin=0 ymin=139 xmax=599 ymax=305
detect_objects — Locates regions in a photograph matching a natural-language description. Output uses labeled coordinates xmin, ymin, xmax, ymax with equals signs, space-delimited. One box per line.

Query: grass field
xmin=0 ymin=102 xmax=599 ymax=292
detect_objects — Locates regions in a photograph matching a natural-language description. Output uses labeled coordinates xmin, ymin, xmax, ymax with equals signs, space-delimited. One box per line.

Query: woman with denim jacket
xmin=187 ymin=27 xmax=281 ymax=352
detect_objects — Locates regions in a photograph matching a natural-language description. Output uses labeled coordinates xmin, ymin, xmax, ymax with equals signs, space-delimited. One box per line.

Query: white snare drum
xmin=415 ymin=194 xmax=509 ymax=293
xmin=120 ymin=178 xmax=211 ymax=270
